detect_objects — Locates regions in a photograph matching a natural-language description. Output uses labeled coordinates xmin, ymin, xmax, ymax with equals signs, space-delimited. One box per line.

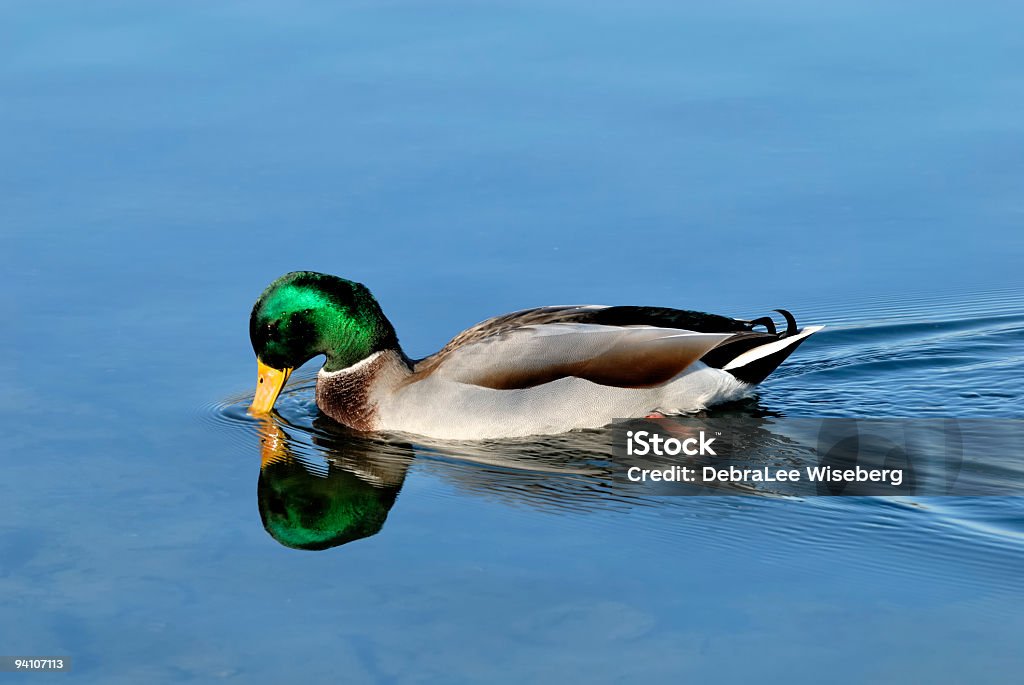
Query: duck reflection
xmin=257 ymin=418 xmax=414 ymax=550
xmin=253 ymin=402 xmax=821 ymax=551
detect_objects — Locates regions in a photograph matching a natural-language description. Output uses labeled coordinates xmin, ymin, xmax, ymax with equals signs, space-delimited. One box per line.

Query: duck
xmin=249 ymin=271 xmax=822 ymax=440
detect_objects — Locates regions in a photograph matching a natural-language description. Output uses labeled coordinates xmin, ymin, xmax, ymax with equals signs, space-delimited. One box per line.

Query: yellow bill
xmin=250 ymin=360 xmax=293 ymax=414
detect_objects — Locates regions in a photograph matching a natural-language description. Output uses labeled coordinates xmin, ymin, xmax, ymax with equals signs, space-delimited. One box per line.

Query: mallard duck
xmin=249 ymin=271 xmax=822 ymax=439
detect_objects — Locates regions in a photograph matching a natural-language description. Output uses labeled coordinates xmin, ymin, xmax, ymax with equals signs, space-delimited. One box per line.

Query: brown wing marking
xmin=453 ymin=333 xmax=728 ymax=390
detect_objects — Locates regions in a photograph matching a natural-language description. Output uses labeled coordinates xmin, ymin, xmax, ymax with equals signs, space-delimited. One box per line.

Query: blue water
xmin=3 ymin=2 xmax=1023 ymax=682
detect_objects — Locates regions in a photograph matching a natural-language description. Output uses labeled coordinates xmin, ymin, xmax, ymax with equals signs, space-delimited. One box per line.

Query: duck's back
xmin=368 ymin=305 xmax=820 ymax=439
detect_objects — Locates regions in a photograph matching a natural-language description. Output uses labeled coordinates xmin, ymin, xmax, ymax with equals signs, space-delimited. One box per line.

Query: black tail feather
xmin=701 ymin=309 xmax=816 ymax=384
xmin=726 ymin=334 xmax=813 ymax=384
xmin=774 ymin=309 xmax=798 ymax=337
xmin=747 ymin=316 xmax=777 ymax=335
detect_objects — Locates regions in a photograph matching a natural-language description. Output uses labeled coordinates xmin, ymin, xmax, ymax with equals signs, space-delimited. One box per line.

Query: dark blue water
xmin=3 ymin=2 xmax=1023 ymax=682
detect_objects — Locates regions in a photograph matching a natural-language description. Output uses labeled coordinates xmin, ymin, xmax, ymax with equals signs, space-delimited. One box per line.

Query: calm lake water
xmin=3 ymin=1 xmax=1023 ymax=682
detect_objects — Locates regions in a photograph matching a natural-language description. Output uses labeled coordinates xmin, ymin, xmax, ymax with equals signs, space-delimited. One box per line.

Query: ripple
xmin=790 ymin=284 xmax=1024 ymax=326
xmin=763 ymin=287 xmax=1024 ymax=418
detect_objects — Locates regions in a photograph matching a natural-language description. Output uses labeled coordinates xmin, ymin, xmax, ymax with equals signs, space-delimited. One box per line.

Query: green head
xmin=249 ymin=272 xmax=399 ymax=412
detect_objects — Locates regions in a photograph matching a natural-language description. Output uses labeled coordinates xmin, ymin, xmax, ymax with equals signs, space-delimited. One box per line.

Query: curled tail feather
xmin=700 ymin=309 xmax=822 ymax=384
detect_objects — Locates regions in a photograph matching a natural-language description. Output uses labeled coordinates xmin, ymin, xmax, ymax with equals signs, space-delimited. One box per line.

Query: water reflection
xmin=248 ymin=404 xmax=1024 ymax=552
xmin=256 ymin=418 xmax=413 ymax=550
xmin=251 ymin=412 xmax=627 ymax=550
xmin=249 ymin=403 xmax=803 ymax=551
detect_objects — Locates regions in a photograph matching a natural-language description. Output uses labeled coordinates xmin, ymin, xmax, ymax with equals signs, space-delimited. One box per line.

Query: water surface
xmin=2 ymin=1 xmax=1023 ymax=682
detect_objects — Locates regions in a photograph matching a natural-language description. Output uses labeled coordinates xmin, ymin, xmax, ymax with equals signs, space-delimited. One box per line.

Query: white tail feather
xmin=722 ymin=325 xmax=824 ymax=371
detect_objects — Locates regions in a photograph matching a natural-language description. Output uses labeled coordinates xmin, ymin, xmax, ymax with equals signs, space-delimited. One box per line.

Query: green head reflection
xmin=256 ymin=418 xmax=411 ymax=551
